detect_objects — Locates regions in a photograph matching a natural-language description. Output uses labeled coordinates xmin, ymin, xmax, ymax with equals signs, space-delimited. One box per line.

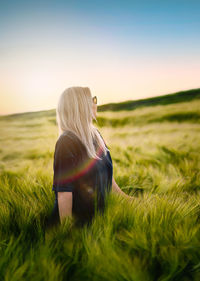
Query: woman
xmin=48 ymin=86 xmax=133 ymax=228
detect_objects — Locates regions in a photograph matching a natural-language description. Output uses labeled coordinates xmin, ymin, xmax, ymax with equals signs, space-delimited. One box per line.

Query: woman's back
xmin=52 ymin=129 xmax=113 ymax=226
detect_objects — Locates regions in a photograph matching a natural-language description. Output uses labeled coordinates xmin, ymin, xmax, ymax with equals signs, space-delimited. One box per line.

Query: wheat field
xmin=0 ymin=98 xmax=200 ymax=280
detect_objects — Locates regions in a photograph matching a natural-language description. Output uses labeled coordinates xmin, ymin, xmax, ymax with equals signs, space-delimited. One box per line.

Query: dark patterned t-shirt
xmin=51 ymin=129 xmax=113 ymax=226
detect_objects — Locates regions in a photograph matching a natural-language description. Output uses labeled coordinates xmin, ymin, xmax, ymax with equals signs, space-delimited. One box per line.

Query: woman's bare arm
xmin=57 ymin=192 xmax=73 ymax=223
xmin=112 ymin=177 xmax=134 ymax=200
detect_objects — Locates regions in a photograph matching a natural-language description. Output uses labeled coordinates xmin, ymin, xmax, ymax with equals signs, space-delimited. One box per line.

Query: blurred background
xmin=0 ymin=0 xmax=200 ymax=115
xmin=0 ymin=2 xmax=200 ymax=280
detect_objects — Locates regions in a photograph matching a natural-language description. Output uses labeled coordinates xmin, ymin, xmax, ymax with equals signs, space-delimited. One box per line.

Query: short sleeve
xmin=52 ymin=136 xmax=78 ymax=192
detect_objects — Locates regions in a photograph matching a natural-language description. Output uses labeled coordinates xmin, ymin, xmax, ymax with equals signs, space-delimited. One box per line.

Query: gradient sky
xmin=0 ymin=0 xmax=200 ymax=115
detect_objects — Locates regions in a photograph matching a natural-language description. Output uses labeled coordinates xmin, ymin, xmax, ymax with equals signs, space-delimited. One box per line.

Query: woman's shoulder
xmin=55 ymin=130 xmax=86 ymax=157
xmin=55 ymin=131 xmax=75 ymax=153
xmin=56 ymin=131 xmax=73 ymax=146
xmin=57 ymin=130 xmax=80 ymax=143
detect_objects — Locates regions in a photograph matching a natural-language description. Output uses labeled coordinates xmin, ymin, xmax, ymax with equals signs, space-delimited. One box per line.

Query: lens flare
xmin=56 ymin=143 xmax=105 ymax=185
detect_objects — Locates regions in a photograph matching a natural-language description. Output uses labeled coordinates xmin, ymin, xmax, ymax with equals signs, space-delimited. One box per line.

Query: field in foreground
xmin=0 ymin=95 xmax=200 ymax=280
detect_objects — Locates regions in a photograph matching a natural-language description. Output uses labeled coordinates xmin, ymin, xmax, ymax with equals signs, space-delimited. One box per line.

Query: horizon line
xmin=1 ymin=86 xmax=199 ymax=117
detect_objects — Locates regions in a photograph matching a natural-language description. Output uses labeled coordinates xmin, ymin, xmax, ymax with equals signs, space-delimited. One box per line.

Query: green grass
xmin=97 ymin=87 xmax=200 ymax=112
xmin=0 ymin=91 xmax=200 ymax=280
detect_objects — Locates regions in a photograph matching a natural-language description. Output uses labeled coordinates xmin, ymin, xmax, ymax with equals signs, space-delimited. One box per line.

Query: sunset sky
xmin=0 ymin=0 xmax=200 ymax=115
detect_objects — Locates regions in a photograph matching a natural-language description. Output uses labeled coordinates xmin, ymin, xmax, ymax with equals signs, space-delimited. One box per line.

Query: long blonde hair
xmin=56 ymin=86 xmax=109 ymax=160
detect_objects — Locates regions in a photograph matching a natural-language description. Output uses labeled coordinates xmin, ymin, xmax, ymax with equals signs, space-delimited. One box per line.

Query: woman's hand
xmin=112 ymin=177 xmax=135 ymax=201
xmin=122 ymin=193 xmax=135 ymax=202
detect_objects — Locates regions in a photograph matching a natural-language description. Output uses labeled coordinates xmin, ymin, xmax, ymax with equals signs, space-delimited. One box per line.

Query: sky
xmin=0 ymin=0 xmax=200 ymax=115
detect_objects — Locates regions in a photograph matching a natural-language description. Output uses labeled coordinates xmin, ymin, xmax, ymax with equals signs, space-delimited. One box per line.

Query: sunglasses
xmin=92 ymin=96 xmax=97 ymax=104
